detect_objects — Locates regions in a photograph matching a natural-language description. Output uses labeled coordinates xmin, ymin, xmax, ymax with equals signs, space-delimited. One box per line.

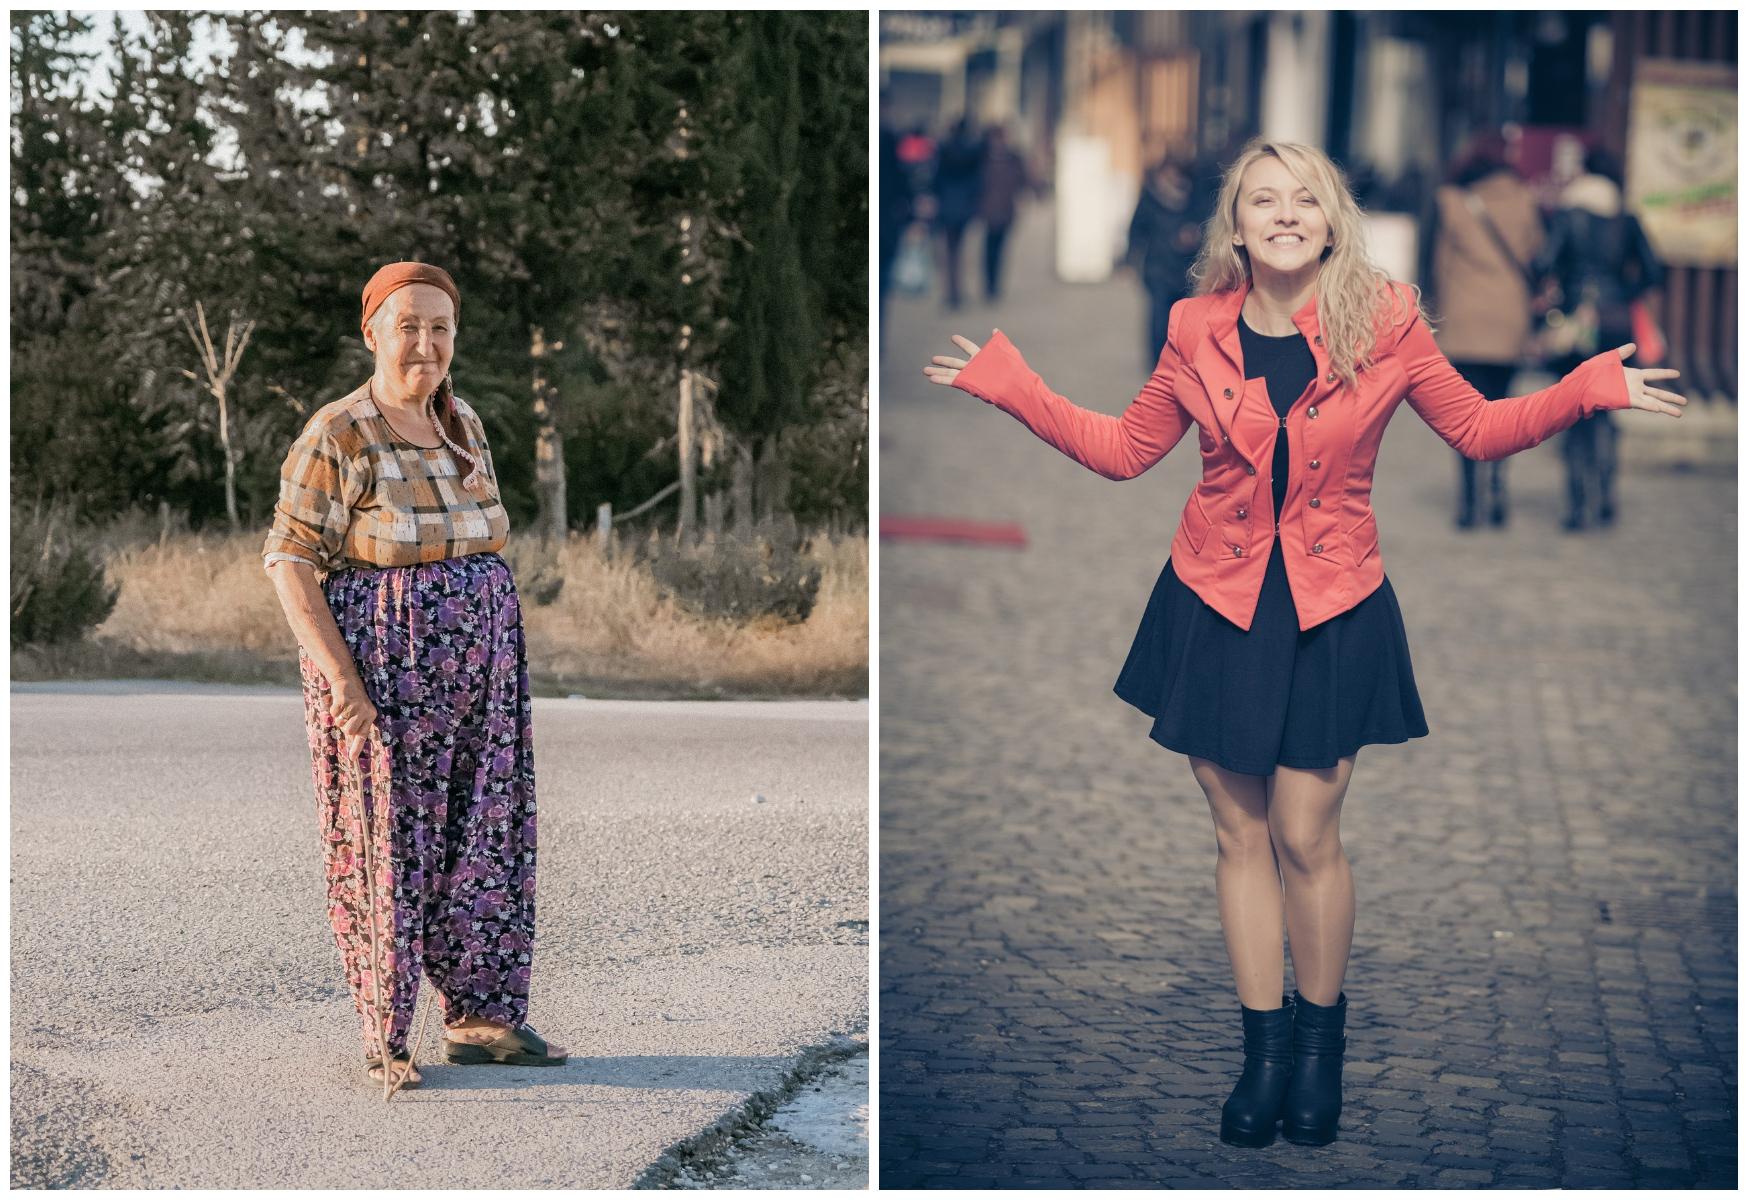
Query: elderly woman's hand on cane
xmin=330 ymin=675 xmax=377 ymax=765
xmin=923 ymin=334 xmax=983 ymax=387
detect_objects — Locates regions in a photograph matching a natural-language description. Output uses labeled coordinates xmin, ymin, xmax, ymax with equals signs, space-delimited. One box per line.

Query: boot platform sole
xmin=1219 ymin=1117 xmax=1279 ymax=1148
xmin=1281 ymin=1122 xmax=1338 ymax=1146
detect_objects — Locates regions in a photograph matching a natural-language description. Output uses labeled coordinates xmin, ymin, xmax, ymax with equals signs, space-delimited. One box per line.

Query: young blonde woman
xmin=923 ymin=139 xmax=1684 ymax=1148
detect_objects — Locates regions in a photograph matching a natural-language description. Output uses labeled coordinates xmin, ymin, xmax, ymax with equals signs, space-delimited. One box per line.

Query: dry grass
xmin=51 ymin=529 xmax=867 ymax=698
xmin=94 ymin=533 xmax=294 ymax=657
xmin=512 ymin=533 xmax=868 ymax=696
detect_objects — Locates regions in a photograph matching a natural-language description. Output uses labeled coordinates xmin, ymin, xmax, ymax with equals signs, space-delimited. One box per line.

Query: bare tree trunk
xmin=676 ymin=367 xmax=696 ymax=542
xmin=531 ymin=325 xmax=567 ymax=543
xmin=755 ymin=434 xmax=791 ymax=525
xmin=179 ymin=301 xmax=252 ymax=535
xmin=217 ymin=383 xmax=238 ymax=532
xmin=704 ymin=490 xmax=724 ymax=542
xmin=730 ymin=446 xmax=755 ymax=540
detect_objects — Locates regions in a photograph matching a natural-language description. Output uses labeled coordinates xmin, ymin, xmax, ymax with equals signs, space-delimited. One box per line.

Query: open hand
xmin=923 ymin=335 xmax=983 ymax=387
xmin=1615 ymin=343 xmax=1685 ymax=418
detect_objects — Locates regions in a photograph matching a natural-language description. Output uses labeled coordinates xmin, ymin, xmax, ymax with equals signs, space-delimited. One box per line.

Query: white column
xmin=1259 ymin=12 xmax=1330 ymax=147
xmin=1355 ymin=36 xmax=1437 ymax=179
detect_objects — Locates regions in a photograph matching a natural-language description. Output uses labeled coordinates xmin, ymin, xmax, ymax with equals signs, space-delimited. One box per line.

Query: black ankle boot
xmin=1219 ymin=995 xmax=1294 ymax=1147
xmin=1281 ymin=990 xmax=1346 ymax=1145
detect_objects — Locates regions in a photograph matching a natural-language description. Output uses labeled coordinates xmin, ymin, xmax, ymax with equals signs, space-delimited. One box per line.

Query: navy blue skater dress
xmin=1113 ymin=313 xmax=1429 ymax=775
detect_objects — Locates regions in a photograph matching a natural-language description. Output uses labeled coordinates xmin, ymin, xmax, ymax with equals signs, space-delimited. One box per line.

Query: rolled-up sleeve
xmin=262 ymin=419 xmax=361 ymax=572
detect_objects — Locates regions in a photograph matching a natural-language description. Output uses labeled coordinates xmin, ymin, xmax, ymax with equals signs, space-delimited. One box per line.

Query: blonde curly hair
xmin=1189 ymin=138 xmax=1428 ymax=390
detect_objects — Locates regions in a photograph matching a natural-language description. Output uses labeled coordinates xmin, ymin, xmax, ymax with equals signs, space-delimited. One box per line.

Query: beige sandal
xmin=444 ymin=1023 xmax=567 ymax=1066
xmin=365 ymin=1055 xmax=422 ymax=1089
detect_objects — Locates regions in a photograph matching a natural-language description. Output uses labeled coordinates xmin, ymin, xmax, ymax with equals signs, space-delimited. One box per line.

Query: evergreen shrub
xmin=642 ymin=527 xmax=822 ymax=625
xmin=11 ymin=504 xmax=120 ymax=648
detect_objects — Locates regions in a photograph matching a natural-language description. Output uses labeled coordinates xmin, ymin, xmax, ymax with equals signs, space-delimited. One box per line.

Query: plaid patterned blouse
xmin=262 ymin=383 xmax=510 ymax=574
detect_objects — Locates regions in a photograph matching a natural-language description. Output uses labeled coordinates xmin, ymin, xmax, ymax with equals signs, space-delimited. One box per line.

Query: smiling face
xmin=1231 ymin=154 xmax=1332 ymax=280
xmin=364 ymin=283 xmax=456 ymax=401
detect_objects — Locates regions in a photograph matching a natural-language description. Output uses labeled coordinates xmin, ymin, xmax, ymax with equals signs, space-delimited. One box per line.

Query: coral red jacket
xmin=951 ymin=280 xmax=1633 ymax=631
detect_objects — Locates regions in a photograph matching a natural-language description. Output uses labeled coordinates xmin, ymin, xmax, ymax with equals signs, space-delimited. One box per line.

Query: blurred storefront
xmin=878 ymin=10 xmax=1735 ymax=404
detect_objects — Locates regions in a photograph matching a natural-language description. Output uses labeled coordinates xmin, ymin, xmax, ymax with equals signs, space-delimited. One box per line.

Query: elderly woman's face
xmin=366 ymin=283 xmax=456 ymax=399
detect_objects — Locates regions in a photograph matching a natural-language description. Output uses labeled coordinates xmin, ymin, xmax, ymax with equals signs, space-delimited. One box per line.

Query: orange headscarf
xmin=360 ymin=261 xmax=461 ymax=333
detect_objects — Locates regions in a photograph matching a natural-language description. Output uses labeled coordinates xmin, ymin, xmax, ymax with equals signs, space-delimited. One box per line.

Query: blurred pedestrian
xmin=1536 ymin=147 xmax=1666 ymax=530
xmin=1126 ymin=151 xmax=1209 ymax=369
xmin=879 ymin=92 xmax=914 ymax=343
xmin=1427 ymin=133 xmax=1545 ymax=529
xmin=931 ymin=117 xmax=984 ymax=310
xmin=976 ymin=126 xmax=1031 ymax=303
xmin=925 ymin=139 xmax=1683 ymax=1149
xmin=264 ymin=262 xmax=568 ymax=1093
xmin=896 ymin=123 xmax=935 ymax=172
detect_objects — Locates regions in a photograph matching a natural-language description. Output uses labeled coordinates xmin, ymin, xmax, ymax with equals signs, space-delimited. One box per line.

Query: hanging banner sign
xmin=1625 ymin=58 xmax=1736 ymax=268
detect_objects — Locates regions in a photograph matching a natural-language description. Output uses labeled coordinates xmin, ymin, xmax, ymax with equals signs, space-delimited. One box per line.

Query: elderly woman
xmin=263 ymin=262 xmax=566 ymax=1090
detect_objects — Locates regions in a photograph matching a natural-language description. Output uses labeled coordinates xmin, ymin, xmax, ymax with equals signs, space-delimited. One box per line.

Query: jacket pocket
xmin=1346 ymin=507 xmax=1379 ymax=571
xmin=1177 ymin=489 xmax=1212 ymax=556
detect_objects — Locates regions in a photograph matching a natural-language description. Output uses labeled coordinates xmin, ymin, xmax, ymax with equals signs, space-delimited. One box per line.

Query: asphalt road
xmin=11 ymin=684 xmax=868 ymax=1188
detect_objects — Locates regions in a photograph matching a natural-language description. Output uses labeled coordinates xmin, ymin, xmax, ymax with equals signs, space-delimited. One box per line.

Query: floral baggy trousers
xmin=299 ymin=552 xmax=538 ymax=1059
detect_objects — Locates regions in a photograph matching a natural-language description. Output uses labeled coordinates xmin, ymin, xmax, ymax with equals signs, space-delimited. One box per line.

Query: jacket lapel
xmin=1290 ymin=295 xmax=1336 ymax=402
xmin=1194 ymin=281 xmax=1338 ymax=465
xmin=1195 ymin=284 xmax=1250 ymax=452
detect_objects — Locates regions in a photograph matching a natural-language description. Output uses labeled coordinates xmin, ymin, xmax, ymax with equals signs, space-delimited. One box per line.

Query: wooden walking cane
xmin=389 ymin=980 xmax=438 ymax=1102
xmin=347 ymin=728 xmax=397 ymax=1101
xmin=352 ymin=721 xmax=435 ymax=1102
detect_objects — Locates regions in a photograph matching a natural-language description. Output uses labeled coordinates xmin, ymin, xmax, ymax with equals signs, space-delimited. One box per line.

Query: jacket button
xmin=1325 ymin=372 xmax=1335 ymax=383
xmin=1314 ymin=335 xmax=1323 ymax=345
xmin=1234 ymin=546 xmax=1244 ymax=557
xmin=1309 ymin=498 xmax=1320 ymax=508
xmin=1236 ymin=507 xmax=1247 ymax=518
xmin=1313 ymin=543 xmax=1324 ymax=554
xmin=1245 ymin=465 xmax=1256 ymax=475
xmin=1222 ymin=433 xmax=1230 ymax=443
xmin=1308 ymin=405 xmax=1319 ymax=418
xmin=1309 ymin=458 xmax=1321 ymax=469
xmin=1223 ymin=387 xmax=1234 ymax=399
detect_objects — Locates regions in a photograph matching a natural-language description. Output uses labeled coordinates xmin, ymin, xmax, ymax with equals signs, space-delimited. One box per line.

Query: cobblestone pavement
xmin=878 ymin=207 xmax=1736 ymax=1189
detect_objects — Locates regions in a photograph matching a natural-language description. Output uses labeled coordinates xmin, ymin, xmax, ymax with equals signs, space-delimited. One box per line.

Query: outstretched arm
xmin=1399 ymin=309 xmax=1684 ymax=461
xmin=924 ymin=319 xmax=1193 ymax=480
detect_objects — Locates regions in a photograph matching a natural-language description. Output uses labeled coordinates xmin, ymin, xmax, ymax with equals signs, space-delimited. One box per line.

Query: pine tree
xmin=94 ymin=12 xmax=274 ymax=523
xmin=11 ymin=11 xmax=106 ymax=340
xmin=263 ymin=10 xmax=643 ymax=539
xmin=11 ymin=12 xmax=174 ymax=516
xmin=12 ymin=10 xmax=870 ymax=534
xmin=713 ymin=12 xmax=868 ymax=522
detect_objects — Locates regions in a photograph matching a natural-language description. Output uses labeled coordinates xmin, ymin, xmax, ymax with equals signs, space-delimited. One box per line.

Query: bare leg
xmin=1190 ymin=755 xmax=1285 ymax=1009
xmin=1268 ymin=757 xmax=1357 ymax=1006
